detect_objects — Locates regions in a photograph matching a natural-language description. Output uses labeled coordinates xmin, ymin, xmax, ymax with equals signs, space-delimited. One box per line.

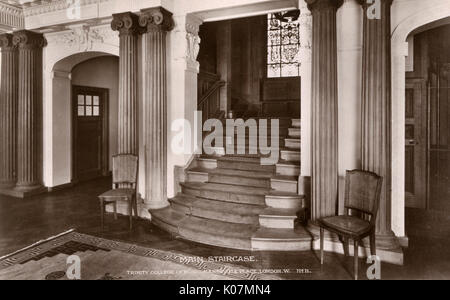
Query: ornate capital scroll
xmin=0 ymin=34 xmax=16 ymax=51
xmin=111 ymin=12 xmax=144 ymax=36
xmin=306 ymin=0 xmax=343 ymax=11
xmin=12 ymin=30 xmax=46 ymax=49
xmin=139 ymin=7 xmax=174 ymax=33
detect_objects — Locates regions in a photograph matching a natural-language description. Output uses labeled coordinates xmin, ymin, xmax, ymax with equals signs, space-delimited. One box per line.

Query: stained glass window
xmin=267 ymin=11 xmax=301 ymax=78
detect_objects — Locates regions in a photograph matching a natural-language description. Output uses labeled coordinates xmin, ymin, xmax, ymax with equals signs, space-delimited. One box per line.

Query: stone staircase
xmin=151 ymin=118 xmax=312 ymax=251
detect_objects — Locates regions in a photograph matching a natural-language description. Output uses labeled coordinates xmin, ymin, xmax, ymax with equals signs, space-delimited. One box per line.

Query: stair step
xmin=281 ymin=149 xmax=300 ymax=162
xmin=265 ymin=191 xmax=306 ymax=210
xmin=179 ymin=216 xmax=257 ymax=250
xmin=288 ymin=127 xmax=300 ymax=138
xmin=150 ymin=207 xmax=186 ymax=235
xmin=276 ymin=160 xmax=300 ymax=176
xmin=291 ymin=119 xmax=301 ymax=128
xmin=251 ymin=227 xmax=312 ymax=251
xmin=195 ymin=157 xmax=217 ymax=169
xmin=259 ymin=208 xmax=298 ymax=229
xmin=270 ymin=176 xmax=298 ymax=193
xmin=284 ymin=138 xmax=300 ymax=149
xmin=217 ymin=156 xmax=276 ymax=172
xmin=181 ymin=182 xmax=268 ymax=205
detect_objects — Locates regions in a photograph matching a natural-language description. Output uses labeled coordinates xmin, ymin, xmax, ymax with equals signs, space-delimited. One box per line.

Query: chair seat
xmin=319 ymin=215 xmax=371 ymax=237
xmin=98 ymin=188 xmax=135 ymax=201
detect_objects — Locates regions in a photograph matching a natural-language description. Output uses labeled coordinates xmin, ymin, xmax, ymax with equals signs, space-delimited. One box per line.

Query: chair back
xmin=344 ymin=170 xmax=383 ymax=225
xmin=112 ymin=154 xmax=138 ymax=189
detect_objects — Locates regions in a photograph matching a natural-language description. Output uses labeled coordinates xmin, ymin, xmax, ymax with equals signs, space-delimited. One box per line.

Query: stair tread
xmin=260 ymin=207 xmax=299 ymax=217
xmin=171 ymin=194 xmax=264 ymax=213
xmin=276 ymin=159 xmax=300 ymax=166
xmin=179 ymin=216 xmax=257 ymax=238
xmin=268 ymin=190 xmax=305 ymax=198
xmin=189 ymin=167 xmax=274 ymax=178
xmin=181 ymin=182 xmax=270 ymax=195
xmin=252 ymin=227 xmax=312 ymax=241
xmin=151 ymin=207 xmax=187 ymax=225
xmin=218 ymin=156 xmax=261 ymax=163
xmin=271 ymin=175 xmax=298 ymax=182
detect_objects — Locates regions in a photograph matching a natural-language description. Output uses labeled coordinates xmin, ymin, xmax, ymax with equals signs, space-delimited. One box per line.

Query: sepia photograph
xmin=0 ymin=0 xmax=448 ymax=285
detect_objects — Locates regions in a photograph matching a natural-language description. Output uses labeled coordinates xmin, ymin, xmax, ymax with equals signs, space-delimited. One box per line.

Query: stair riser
xmin=190 ymin=207 xmax=259 ymax=225
xmin=265 ymin=197 xmax=304 ymax=210
xmin=209 ymin=174 xmax=270 ymax=188
xmin=170 ymin=201 xmax=191 ymax=214
xmin=152 ymin=218 xmax=179 ymax=235
xmin=179 ymin=228 xmax=252 ymax=251
xmin=270 ymin=180 xmax=298 ymax=193
xmin=218 ymin=161 xmax=275 ymax=172
xmin=284 ymin=140 xmax=300 ymax=149
xmin=281 ymin=151 xmax=300 ymax=162
xmin=259 ymin=217 xmax=296 ymax=229
xmin=182 ymin=187 xmax=266 ymax=206
xmin=251 ymin=240 xmax=311 ymax=251
xmin=291 ymin=119 xmax=301 ymax=128
xmin=276 ymin=165 xmax=300 ymax=176
xmin=196 ymin=159 xmax=217 ymax=169
xmin=288 ymin=128 xmax=300 ymax=138
xmin=187 ymin=172 xmax=208 ymax=183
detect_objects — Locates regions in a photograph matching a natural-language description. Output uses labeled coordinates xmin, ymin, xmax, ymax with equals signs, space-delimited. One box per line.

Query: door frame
xmin=405 ymin=77 xmax=428 ymax=209
xmin=71 ymin=85 xmax=109 ymax=183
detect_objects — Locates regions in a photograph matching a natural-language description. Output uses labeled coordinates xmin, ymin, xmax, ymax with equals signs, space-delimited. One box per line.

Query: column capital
xmin=0 ymin=33 xmax=16 ymax=50
xmin=305 ymin=0 xmax=343 ymax=11
xmin=111 ymin=12 xmax=144 ymax=36
xmin=139 ymin=7 xmax=174 ymax=33
xmin=12 ymin=30 xmax=46 ymax=49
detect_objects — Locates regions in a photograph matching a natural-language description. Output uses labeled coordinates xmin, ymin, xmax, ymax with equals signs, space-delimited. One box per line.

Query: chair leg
xmin=113 ymin=202 xmax=117 ymax=220
xmin=99 ymin=199 xmax=104 ymax=231
xmin=133 ymin=195 xmax=138 ymax=218
xmin=320 ymin=227 xmax=324 ymax=265
xmin=343 ymin=237 xmax=350 ymax=257
xmin=354 ymin=240 xmax=359 ymax=280
xmin=129 ymin=198 xmax=133 ymax=231
xmin=370 ymin=232 xmax=376 ymax=256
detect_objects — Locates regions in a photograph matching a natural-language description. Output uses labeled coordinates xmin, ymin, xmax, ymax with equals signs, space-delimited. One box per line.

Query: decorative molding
xmin=186 ymin=31 xmax=201 ymax=70
xmin=139 ymin=7 xmax=174 ymax=33
xmin=299 ymin=3 xmax=312 ymax=50
xmin=21 ymin=0 xmax=110 ymax=17
xmin=111 ymin=12 xmax=143 ymax=36
xmin=0 ymin=33 xmax=16 ymax=49
xmin=12 ymin=30 xmax=46 ymax=49
xmin=45 ymin=24 xmax=117 ymax=51
xmin=0 ymin=2 xmax=24 ymax=30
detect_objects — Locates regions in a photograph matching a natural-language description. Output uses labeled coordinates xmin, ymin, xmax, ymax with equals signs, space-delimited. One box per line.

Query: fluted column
xmin=139 ymin=7 xmax=174 ymax=209
xmin=307 ymin=0 xmax=343 ymax=220
xmin=359 ymin=0 xmax=396 ymax=244
xmin=0 ymin=34 xmax=18 ymax=188
xmin=13 ymin=31 xmax=46 ymax=192
xmin=111 ymin=12 xmax=142 ymax=155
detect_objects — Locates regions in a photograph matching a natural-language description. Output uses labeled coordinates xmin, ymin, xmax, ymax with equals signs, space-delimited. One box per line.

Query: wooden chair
xmin=98 ymin=154 xmax=138 ymax=231
xmin=319 ymin=170 xmax=383 ymax=280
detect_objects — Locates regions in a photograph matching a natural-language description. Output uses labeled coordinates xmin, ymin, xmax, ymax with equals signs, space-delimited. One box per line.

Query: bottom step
xmin=150 ymin=207 xmax=314 ymax=252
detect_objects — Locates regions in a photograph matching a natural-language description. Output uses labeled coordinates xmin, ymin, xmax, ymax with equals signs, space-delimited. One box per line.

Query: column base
xmin=0 ymin=185 xmax=46 ymax=199
xmin=104 ymin=199 xmax=152 ymax=220
xmin=306 ymin=221 xmax=404 ymax=265
xmin=0 ymin=180 xmax=16 ymax=189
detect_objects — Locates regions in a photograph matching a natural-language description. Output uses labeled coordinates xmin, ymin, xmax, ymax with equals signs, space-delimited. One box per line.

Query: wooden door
xmin=73 ymin=86 xmax=109 ymax=182
xmin=405 ymin=78 xmax=427 ymax=208
xmin=428 ymin=66 xmax=450 ymax=212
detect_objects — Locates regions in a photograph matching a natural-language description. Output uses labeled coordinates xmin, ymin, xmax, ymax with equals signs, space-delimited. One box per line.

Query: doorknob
xmin=407 ymin=139 xmax=419 ymax=146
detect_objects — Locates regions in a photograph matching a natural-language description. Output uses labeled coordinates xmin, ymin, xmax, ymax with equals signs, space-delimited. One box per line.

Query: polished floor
xmin=0 ymin=177 xmax=449 ymax=280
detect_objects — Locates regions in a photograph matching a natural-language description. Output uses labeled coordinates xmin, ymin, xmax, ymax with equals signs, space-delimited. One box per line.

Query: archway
xmin=391 ymin=1 xmax=450 ymax=238
xmin=44 ymin=52 xmax=119 ymax=189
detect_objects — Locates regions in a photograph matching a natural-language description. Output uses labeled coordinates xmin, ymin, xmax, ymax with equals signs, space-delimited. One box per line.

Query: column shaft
xmin=360 ymin=0 xmax=394 ymax=237
xmin=13 ymin=31 xmax=45 ymax=191
xmin=140 ymin=7 xmax=174 ymax=209
xmin=0 ymin=34 xmax=18 ymax=188
xmin=111 ymin=12 xmax=142 ymax=155
xmin=307 ymin=0 xmax=343 ymax=220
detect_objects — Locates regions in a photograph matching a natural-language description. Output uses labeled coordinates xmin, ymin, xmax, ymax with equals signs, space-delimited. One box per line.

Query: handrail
xmin=198 ymin=80 xmax=225 ymax=108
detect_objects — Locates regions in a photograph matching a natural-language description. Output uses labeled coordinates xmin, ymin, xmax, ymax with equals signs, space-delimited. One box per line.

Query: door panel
xmin=428 ymin=66 xmax=450 ymax=212
xmin=405 ymin=79 xmax=427 ymax=208
xmin=73 ymin=86 xmax=109 ymax=182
